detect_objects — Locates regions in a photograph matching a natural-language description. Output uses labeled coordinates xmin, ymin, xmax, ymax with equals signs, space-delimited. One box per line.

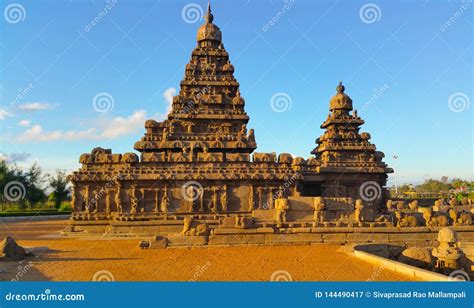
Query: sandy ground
xmin=0 ymin=219 xmax=416 ymax=281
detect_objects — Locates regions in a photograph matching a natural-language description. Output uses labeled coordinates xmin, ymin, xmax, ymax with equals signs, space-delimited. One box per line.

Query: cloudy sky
xmin=0 ymin=0 xmax=472 ymax=184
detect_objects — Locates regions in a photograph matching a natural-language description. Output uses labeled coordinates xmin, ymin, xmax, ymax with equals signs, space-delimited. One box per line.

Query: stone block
xmin=244 ymin=234 xmax=265 ymax=244
xmin=256 ymin=227 xmax=274 ymax=234
xmin=322 ymin=233 xmax=346 ymax=243
xmin=288 ymin=196 xmax=314 ymax=211
xmin=346 ymin=233 xmax=373 ymax=243
xmin=213 ymin=228 xmax=256 ymax=235
xmin=167 ymin=235 xmax=208 ymax=246
xmin=208 ymin=235 xmax=246 ymax=246
xmin=371 ymin=233 xmax=390 ymax=243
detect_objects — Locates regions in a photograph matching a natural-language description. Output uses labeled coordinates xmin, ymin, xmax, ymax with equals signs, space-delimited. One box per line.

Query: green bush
xmin=58 ymin=201 xmax=72 ymax=212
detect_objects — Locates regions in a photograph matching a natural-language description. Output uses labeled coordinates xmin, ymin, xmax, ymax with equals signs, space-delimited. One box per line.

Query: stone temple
xmin=68 ymin=4 xmax=398 ymax=244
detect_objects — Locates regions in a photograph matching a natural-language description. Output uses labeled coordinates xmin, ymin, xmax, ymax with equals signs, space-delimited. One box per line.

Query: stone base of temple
xmin=63 ymin=217 xmax=474 ymax=248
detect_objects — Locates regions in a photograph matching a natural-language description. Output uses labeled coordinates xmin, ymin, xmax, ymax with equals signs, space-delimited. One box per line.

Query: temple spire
xmin=205 ymin=0 xmax=214 ymax=23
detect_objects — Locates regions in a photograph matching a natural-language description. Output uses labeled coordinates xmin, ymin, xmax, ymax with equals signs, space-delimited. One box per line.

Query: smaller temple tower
xmin=311 ymin=82 xmax=393 ymax=218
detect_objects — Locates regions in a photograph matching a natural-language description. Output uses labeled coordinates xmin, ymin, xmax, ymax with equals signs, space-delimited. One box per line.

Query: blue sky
xmin=0 ymin=0 xmax=472 ymax=185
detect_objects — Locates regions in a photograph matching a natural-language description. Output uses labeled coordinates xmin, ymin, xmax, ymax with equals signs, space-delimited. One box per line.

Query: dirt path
xmin=0 ymin=220 xmax=415 ymax=281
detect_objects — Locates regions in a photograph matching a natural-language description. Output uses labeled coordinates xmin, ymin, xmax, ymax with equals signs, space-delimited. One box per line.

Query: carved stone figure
xmin=394 ymin=211 xmax=418 ymax=227
xmin=421 ymin=208 xmax=448 ymax=227
xmin=449 ymin=209 xmax=472 ymax=226
xmin=181 ymin=217 xmax=194 ymax=235
xmin=354 ymin=199 xmax=364 ymax=224
xmin=313 ymin=197 xmax=326 ymax=223
xmin=275 ymin=198 xmax=289 ymax=226
xmin=408 ymin=200 xmax=418 ymax=211
xmin=432 ymin=227 xmax=469 ymax=274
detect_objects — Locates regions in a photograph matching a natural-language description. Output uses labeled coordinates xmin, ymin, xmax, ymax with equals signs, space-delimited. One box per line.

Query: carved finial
xmin=205 ymin=0 xmax=214 ymax=23
xmin=336 ymin=81 xmax=345 ymax=94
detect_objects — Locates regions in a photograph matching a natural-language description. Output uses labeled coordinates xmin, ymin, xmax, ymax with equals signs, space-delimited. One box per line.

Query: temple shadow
xmin=0 ymin=259 xmax=51 ymax=281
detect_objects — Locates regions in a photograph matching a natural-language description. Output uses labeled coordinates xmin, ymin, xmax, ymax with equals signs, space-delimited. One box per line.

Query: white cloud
xmin=163 ymin=87 xmax=176 ymax=114
xmin=0 ymin=108 xmax=12 ymax=120
xmin=17 ymin=102 xmax=56 ymax=112
xmin=17 ymin=110 xmax=147 ymax=143
xmin=0 ymin=152 xmax=32 ymax=163
xmin=18 ymin=119 xmax=31 ymax=127
xmin=100 ymin=110 xmax=146 ymax=139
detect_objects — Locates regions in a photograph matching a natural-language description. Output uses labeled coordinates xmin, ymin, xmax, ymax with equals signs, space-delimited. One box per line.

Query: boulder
xmin=0 ymin=236 xmax=33 ymax=261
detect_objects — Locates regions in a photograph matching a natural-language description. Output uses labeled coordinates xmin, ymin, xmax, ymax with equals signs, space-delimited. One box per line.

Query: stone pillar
xmin=257 ymin=187 xmax=263 ymax=210
xmin=115 ymin=183 xmax=123 ymax=213
xmin=105 ymin=188 xmax=111 ymax=215
xmin=161 ymin=185 xmax=169 ymax=213
xmin=154 ymin=188 xmax=160 ymax=213
xmin=267 ymin=187 xmax=274 ymax=209
xmin=248 ymin=185 xmax=254 ymax=212
xmin=84 ymin=185 xmax=90 ymax=213
xmin=221 ymin=184 xmax=228 ymax=212
xmin=140 ymin=188 xmax=145 ymax=212
xmin=71 ymin=183 xmax=77 ymax=212
xmin=212 ymin=187 xmax=218 ymax=213
xmin=199 ymin=188 xmax=205 ymax=213
xmin=130 ymin=185 xmax=138 ymax=214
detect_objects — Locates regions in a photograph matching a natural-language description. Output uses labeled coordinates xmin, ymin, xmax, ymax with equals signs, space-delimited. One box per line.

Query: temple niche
xmin=66 ymin=4 xmax=403 ymax=242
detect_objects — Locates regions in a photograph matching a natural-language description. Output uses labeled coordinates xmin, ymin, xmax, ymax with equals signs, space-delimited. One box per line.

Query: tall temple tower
xmin=134 ymin=3 xmax=256 ymax=158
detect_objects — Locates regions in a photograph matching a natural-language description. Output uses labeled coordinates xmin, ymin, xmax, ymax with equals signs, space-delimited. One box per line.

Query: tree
xmin=24 ymin=162 xmax=46 ymax=207
xmin=48 ymin=171 xmax=69 ymax=209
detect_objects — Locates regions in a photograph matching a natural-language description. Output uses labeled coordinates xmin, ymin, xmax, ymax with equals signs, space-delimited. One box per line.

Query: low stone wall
xmin=352 ymin=250 xmax=452 ymax=281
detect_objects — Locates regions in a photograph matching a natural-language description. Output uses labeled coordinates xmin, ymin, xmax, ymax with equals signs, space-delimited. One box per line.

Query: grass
xmin=0 ymin=210 xmax=71 ymax=217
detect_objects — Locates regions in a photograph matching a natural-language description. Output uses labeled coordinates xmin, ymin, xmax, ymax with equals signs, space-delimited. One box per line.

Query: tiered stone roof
xmin=134 ymin=3 xmax=256 ymax=155
xmin=312 ymin=82 xmax=392 ymax=174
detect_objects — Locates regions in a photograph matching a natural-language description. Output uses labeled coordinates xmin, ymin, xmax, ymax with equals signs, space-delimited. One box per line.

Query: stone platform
xmin=64 ymin=219 xmax=474 ymax=248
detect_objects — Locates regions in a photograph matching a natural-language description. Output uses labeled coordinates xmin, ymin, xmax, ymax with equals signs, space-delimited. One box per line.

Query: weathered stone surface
xmin=167 ymin=235 xmax=208 ymax=246
xmin=322 ymin=234 xmax=346 ymax=243
xmin=397 ymin=247 xmax=433 ymax=269
xmin=0 ymin=236 xmax=32 ymax=261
